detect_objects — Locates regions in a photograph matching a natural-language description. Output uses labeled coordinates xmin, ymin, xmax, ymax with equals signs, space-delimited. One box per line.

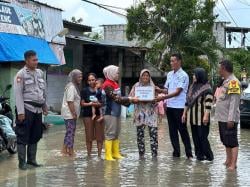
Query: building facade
xmin=0 ymin=0 xmax=65 ymax=111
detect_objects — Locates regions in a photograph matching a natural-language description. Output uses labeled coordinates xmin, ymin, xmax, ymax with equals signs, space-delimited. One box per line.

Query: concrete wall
xmin=0 ymin=64 xmax=67 ymax=113
xmin=213 ymin=22 xmax=227 ymax=48
xmin=103 ymin=24 xmax=138 ymax=46
xmin=45 ymin=38 xmax=83 ymax=113
xmin=104 ymin=24 xmax=127 ymax=42
xmin=47 ymin=74 xmax=67 ymax=112
xmin=103 ymin=24 xmax=164 ymax=79
xmin=0 ymin=63 xmax=25 ymax=113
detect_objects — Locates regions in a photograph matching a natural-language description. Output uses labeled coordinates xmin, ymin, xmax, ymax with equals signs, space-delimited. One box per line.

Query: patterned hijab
xmin=139 ymin=69 xmax=155 ymax=86
xmin=186 ymin=68 xmax=212 ymax=108
xmin=66 ymin=69 xmax=82 ymax=94
xmin=103 ymin=65 xmax=119 ymax=81
xmin=130 ymin=69 xmax=155 ymax=96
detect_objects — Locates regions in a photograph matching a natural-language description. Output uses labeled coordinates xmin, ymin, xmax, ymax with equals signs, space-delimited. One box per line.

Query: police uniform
xmin=215 ymin=74 xmax=241 ymax=148
xmin=14 ymin=66 xmax=47 ymax=169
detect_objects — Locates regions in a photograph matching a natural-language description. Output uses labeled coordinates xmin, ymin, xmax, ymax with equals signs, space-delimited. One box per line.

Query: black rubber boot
xmin=27 ymin=144 xmax=42 ymax=167
xmin=17 ymin=144 xmax=27 ymax=170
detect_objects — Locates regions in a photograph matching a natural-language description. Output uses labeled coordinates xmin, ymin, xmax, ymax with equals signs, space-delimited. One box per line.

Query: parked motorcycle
xmin=0 ymin=84 xmax=17 ymax=154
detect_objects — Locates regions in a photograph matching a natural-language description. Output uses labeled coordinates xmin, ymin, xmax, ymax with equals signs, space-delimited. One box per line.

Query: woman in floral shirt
xmin=129 ymin=69 xmax=159 ymax=159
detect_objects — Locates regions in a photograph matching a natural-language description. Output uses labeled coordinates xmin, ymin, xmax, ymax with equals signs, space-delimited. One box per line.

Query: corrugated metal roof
xmin=0 ymin=0 xmax=63 ymax=11
xmin=66 ymin=34 xmax=147 ymax=50
xmin=63 ymin=20 xmax=92 ymax=32
xmin=31 ymin=0 xmax=63 ymax=11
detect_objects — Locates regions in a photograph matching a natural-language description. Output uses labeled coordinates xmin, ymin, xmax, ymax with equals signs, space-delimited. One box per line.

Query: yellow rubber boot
xmin=105 ymin=140 xmax=115 ymax=161
xmin=112 ymin=139 xmax=124 ymax=159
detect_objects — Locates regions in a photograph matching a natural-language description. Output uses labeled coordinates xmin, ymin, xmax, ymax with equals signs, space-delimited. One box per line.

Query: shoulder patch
xmin=228 ymin=80 xmax=240 ymax=94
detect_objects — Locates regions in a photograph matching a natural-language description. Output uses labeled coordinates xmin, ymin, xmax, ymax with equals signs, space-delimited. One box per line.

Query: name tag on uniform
xmin=135 ymin=86 xmax=155 ymax=101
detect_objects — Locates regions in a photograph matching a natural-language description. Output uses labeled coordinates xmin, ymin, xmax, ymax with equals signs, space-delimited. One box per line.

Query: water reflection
xmin=17 ymin=170 xmax=37 ymax=187
xmin=0 ymin=118 xmax=250 ymax=186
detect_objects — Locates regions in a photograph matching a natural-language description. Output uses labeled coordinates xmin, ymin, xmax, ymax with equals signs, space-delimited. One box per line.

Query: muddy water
xmin=0 ymin=118 xmax=250 ymax=187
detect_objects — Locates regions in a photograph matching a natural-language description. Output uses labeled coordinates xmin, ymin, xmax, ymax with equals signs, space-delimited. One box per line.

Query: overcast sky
xmin=38 ymin=0 xmax=250 ymax=46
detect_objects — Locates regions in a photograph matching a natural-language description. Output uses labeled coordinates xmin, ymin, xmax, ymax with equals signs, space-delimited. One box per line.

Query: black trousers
xmin=191 ymin=124 xmax=214 ymax=161
xmin=15 ymin=109 xmax=43 ymax=145
xmin=166 ymin=107 xmax=192 ymax=158
xmin=136 ymin=125 xmax=158 ymax=157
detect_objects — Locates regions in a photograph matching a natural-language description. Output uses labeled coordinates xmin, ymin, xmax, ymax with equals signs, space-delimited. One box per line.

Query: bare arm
xmin=155 ymin=86 xmax=168 ymax=94
xmin=164 ymin=88 xmax=183 ymax=99
xmin=181 ymin=106 xmax=188 ymax=123
xmin=80 ymin=99 xmax=93 ymax=107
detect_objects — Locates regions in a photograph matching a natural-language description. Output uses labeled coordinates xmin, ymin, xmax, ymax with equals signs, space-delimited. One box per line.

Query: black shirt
xmin=81 ymin=87 xmax=102 ymax=117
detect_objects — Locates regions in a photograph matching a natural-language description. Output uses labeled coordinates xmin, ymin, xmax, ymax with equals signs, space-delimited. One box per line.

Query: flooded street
xmin=1 ymin=117 xmax=250 ymax=187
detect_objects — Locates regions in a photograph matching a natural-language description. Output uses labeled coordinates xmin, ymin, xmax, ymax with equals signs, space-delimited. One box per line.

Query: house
xmin=0 ymin=0 xmax=65 ymax=110
xmin=47 ymin=21 xmax=166 ymax=112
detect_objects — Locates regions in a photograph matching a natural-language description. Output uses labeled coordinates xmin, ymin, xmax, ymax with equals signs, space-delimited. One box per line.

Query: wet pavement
xmin=1 ymin=117 xmax=250 ymax=187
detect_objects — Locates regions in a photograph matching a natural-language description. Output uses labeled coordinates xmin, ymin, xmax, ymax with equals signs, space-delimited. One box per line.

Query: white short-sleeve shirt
xmin=61 ymin=84 xmax=81 ymax=119
xmin=164 ymin=68 xmax=189 ymax=109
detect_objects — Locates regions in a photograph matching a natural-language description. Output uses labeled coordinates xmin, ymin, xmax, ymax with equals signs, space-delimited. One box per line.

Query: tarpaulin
xmin=0 ymin=32 xmax=60 ymax=64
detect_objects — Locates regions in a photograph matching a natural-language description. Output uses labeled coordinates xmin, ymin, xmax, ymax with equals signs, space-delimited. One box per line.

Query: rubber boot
xmin=17 ymin=144 xmax=27 ymax=170
xmin=27 ymin=144 xmax=42 ymax=167
xmin=112 ymin=139 xmax=124 ymax=159
xmin=105 ymin=140 xmax=115 ymax=161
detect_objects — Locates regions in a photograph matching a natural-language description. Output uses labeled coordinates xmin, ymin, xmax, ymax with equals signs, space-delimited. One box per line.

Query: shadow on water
xmin=0 ymin=118 xmax=250 ymax=186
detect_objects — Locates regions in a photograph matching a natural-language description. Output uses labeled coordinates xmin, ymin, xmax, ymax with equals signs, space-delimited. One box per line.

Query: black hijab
xmin=187 ymin=68 xmax=212 ymax=108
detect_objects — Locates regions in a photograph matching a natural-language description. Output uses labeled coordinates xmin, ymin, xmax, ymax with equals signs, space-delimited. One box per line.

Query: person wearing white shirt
xmin=156 ymin=53 xmax=193 ymax=159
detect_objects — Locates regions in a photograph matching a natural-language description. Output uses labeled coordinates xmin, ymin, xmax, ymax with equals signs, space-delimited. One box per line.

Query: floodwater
xmin=1 ymin=117 xmax=250 ymax=187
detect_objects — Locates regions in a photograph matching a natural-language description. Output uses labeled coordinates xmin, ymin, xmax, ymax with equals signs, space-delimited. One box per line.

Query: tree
xmin=84 ymin=31 xmax=103 ymax=40
xmin=225 ymin=48 xmax=250 ymax=79
xmin=71 ymin=16 xmax=83 ymax=24
xmin=126 ymin=0 xmax=220 ymax=72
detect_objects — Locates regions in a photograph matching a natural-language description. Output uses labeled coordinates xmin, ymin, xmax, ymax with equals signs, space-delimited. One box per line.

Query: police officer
xmin=14 ymin=50 xmax=48 ymax=170
xmin=215 ymin=59 xmax=241 ymax=171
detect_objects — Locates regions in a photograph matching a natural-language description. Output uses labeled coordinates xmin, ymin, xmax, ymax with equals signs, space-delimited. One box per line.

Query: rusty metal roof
xmin=66 ymin=34 xmax=147 ymax=50
xmin=63 ymin=20 xmax=92 ymax=32
xmin=32 ymin=0 xmax=63 ymax=11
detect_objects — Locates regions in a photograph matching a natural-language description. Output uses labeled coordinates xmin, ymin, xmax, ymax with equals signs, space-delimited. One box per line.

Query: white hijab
xmin=103 ymin=65 xmax=119 ymax=81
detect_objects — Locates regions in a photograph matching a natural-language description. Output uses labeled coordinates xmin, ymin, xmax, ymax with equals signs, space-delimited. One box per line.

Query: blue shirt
xmin=164 ymin=68 xmax=189 ymax=109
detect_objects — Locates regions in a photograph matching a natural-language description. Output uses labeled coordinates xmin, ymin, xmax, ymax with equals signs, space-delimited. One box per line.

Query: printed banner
xmin=0 ymin=2 xmax=45 ymax=38
xmin=135 ymin=86 xmax=155 ymax=101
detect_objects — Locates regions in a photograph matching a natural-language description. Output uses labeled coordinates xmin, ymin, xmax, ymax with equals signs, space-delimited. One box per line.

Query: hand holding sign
xmin=135 ymin=86 xmax=155 ymax=101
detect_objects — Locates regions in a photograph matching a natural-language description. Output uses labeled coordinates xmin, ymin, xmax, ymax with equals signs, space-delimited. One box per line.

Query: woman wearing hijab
xmin=61 ymin=69 xmax=82 ymax=156
xmin=102 ymin=65 xmax=138 ymax=161
xmin=129 ymin=69 xmax=159 ymax=159
xmin=182 ymin=68 xmax=214 ymax=161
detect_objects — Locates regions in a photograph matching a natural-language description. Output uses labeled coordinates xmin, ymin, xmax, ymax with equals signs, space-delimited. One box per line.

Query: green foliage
xmin=83 ymin=31 xmax=103 ymax=40
xmin=91 ymin=32 xmax=103 ymax=40
xmin=225 ymin=49 xmax=250 ymax=79
xmin=71 ymin=16 xmax=83 ymax=24
xmin=126 ymin=0 xmax=220 ymax=72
